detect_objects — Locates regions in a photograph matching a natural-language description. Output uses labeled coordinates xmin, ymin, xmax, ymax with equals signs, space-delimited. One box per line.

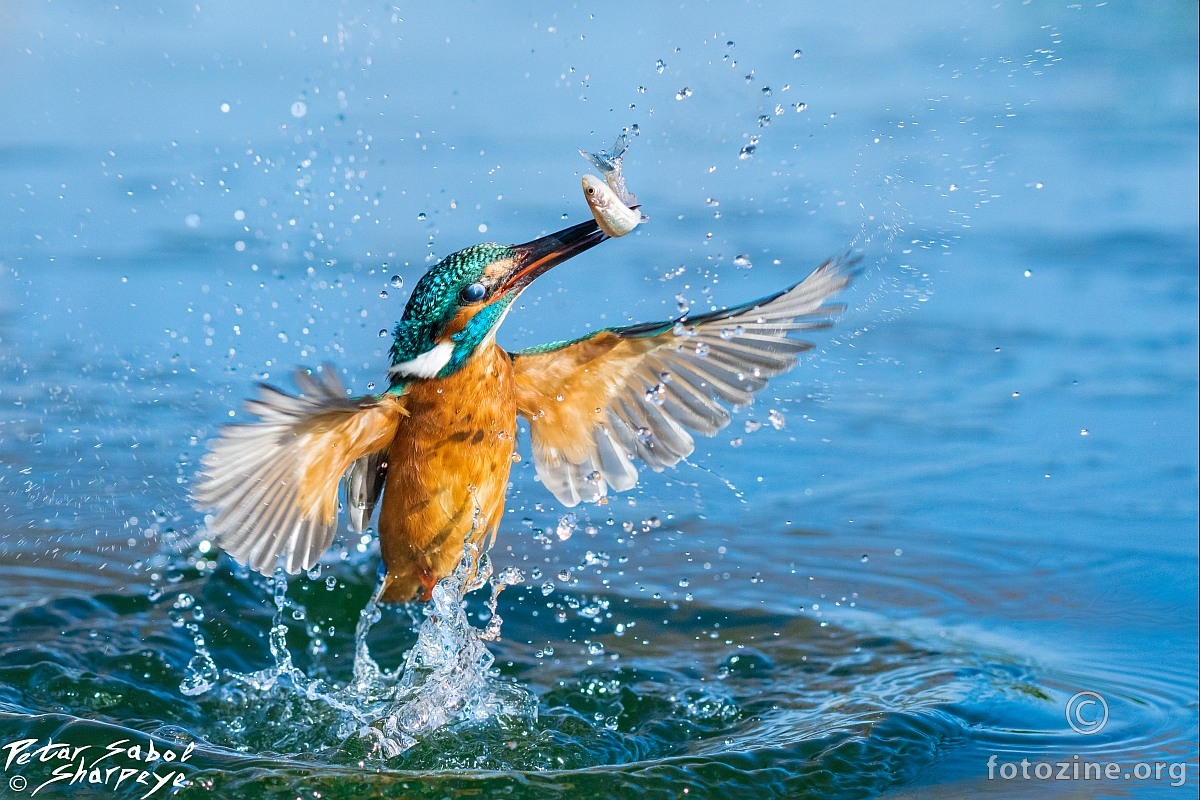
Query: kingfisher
xmin=194 ymin=217 xmax=855 ymax=603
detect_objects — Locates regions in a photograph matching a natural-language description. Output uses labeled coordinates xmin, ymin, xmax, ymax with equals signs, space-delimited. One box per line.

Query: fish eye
xmin=459 ymin=282 xmax=487 ymax=304
xmin=586 ymin=186 xmax=596 ymax=195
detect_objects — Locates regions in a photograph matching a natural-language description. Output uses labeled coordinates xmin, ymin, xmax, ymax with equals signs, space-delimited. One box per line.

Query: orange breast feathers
xmin=376 ymin=344 xmax=517 ymax=601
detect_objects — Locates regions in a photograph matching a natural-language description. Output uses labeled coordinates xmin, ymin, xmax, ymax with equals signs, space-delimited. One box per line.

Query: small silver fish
xmin=579 ymin=134 xmax=638 ymax=207
xmin=582 ymin=174 xmax=641 ymax=237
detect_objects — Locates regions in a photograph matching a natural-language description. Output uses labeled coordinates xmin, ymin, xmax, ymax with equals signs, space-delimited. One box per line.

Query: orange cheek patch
xmin=483 ymin=258 xmax=516 ymax=282
xmin=443 ymin=307 xmax=478 ymax=338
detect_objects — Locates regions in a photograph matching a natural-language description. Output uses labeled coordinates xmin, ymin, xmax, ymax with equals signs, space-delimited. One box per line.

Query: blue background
xmin=1 ymin=2 xmax=1196 ymax=797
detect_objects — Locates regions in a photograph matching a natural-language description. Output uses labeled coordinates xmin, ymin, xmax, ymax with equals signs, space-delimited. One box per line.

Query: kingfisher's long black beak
xmin=499 ymin=219 xmax=608 ymax=294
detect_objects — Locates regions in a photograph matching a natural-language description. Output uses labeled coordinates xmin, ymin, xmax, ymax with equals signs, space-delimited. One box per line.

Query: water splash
xmin=357 ymin=544 xmax=534 ymax=756
xmin=174 ymin=592 xmax=220 ymax=697
xmin=179 ymin=539 xmax=535 ymax=759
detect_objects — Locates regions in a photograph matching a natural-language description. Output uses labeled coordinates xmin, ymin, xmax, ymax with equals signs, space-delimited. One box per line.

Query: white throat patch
xmin=389 ymin=342 xmax=454 ymax=379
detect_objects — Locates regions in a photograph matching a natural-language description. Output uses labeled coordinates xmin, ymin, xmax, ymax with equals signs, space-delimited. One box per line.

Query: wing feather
xmin=345 ymin=451 xmax=388 ymax=534
xmin=513 ymin=255 xmax=857 ymax=506
xmin=595 ymin=425 xmax=639 ymax=492
xmin=193 ymin=366 xmax=406 ymax=575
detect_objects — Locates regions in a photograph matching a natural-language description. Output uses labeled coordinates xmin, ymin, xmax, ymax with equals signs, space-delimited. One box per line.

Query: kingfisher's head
xmin=388 ymin=219 xmax=607 ymax=382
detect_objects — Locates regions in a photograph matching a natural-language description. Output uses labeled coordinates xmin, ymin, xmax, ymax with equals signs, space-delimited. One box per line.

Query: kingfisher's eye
xmin=459 ymin=282 xmax=487 ymax=304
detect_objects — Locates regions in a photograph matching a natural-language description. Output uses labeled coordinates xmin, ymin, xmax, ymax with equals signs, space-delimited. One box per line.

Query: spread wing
xmin=193 ymin=367 xmax=407 ymax=575
xmin=512 ymin=255 xmax=857 ymax=507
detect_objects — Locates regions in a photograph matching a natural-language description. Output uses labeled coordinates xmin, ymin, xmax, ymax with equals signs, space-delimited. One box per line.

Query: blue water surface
xmin=1 ymin=2 xmax=1197 ymax=798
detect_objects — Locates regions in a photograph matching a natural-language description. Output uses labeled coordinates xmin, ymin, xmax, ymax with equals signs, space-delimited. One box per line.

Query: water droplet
xmin=675 ymin=87 xmax=692 ymax=100
xmin=541 ymin=581 xmax=556 ymax=596
xmin=219 ymin=101 xmax=231 ymax=113
xmin=556 ymin=513 xmax=578 ymax=541
xmin=1024 ymin=269 xmax=1032 ymax=278
xmin=861 ymin=554 xmax=869 ymax=563
xmin=378 ymin=328 xmax=388 ymax=338
xmin=496 ymin=566 xmax=524 ymax=586
xmin=184 ymin=213 xmax=201 ymax=229
xmin=636 ymin=427 xmax=653 ymax=442
xmin=655 ymin=59 xmax=666 ymax=74
xmin=379 ymin=290 xmax=388 ymax=299
xmin=290 ymin=100 xmax=308 ymax=118
xmin=179 ymin=655 xmax=218 ymax=697
xmin=793 ymin=102 xmax=808 ymax=113
xmin=325 ymin=576 xmax=338 ymax=590
xmin=793 ymin=49 xmax=802 ymax=59
xmin=744 ymin=420 xmax=762 ymax=433
xmin=391 ymin=275 xmax=404 ymax=289
xmin=694 ymin=342 xmax=710 ymax=357
xmin=761 ymin=86 xmax=772 ymax=97
xmin=738 ymin=144 xmax=756 ymax=160
xmin=730 ymin=437 xmax=744 ymax=447
xmin=768 ymin=409 xmax=786 ymax=430
xmin=678 ymin=577 xmax=690 ymax=588
xmin=757 ymin=114 xmax=771 ymax=128
xmin=587 ymin=641 xmax=605 ymax=655
xmin=1080 ymin=429 xmax=1090 ymax=436
xmin=732 ymin=254 xmax=753 ymax=269
xmin=417 ymin=212 xmax=427 ymax=220
xmin=557 ymin=569 xmax=572 ymax=582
